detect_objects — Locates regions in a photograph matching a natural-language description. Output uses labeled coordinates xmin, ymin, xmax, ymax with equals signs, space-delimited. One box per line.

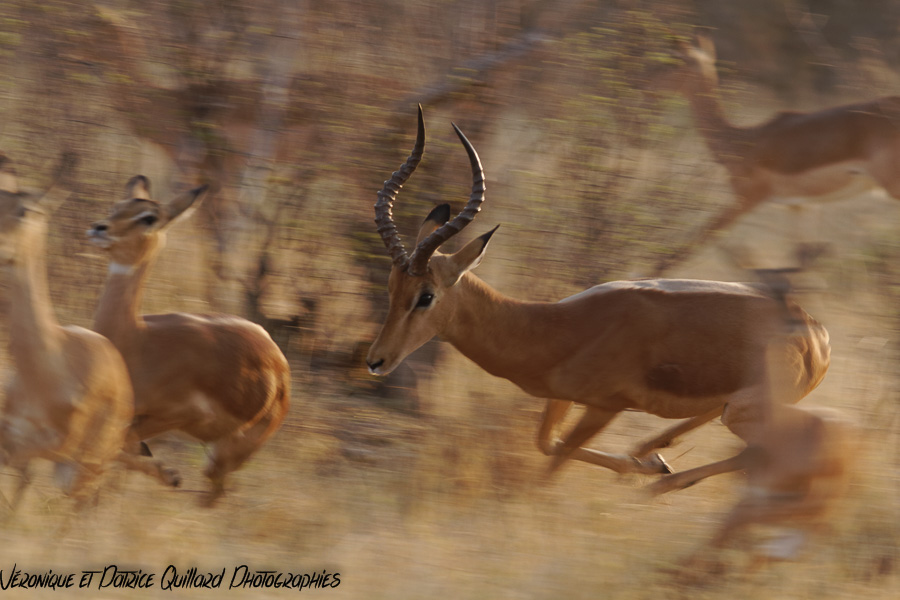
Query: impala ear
xmin=0 ymin=155 xmax=18 ymax=194
xmin=415 ymin=203 xmax=451 ymax=247
xmin=163 ymin=184 xmax=209 ymax=227
xmin=695 ymin=33 xmax=716 ymax=60
xmin=125 ymin=175 xmax=151 ymax=200
xmin=442 ymin=225 xmax=498 ymax=287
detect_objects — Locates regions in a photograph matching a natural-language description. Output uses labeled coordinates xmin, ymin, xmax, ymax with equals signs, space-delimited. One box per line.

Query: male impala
xmin=0 ymin=155 xmax=178 ymax=510
xmin=367 ymin=107 xmax=831 ymax=491
xmin=653 ymin=35 xmax=900 ymax=275
xmin=87 ymin=177 xmax=290 ymax=505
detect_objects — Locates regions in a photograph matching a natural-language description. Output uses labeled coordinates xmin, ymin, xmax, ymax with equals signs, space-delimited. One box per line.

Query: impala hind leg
xmin=545 ymin=406 xmax=671 ymax=477
xmin=203 ymin=436 xmax=261 ymax=506
xmin=647 ymin=387 xmax=775 ymax=496
xmin=646 ymin=449 xmax=751 ymax=496
xmin=202 ymin=403 xmax=286 ymax=506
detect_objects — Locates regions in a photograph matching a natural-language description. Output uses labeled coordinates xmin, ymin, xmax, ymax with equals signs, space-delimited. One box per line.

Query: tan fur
xmin=0 ymin=163 xmax=177 ymax=511
xmin=367 ymin=117 xmax=832 ymax=491
xmin=88 ymin=179 xmax=290 ymax=505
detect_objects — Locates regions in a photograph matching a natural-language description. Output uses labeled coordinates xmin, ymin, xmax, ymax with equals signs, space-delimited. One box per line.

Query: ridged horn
xmin=374 ymin=104 xmax=425 ymax=268
xmin=408 ymin=122 xmax=486 ymax=276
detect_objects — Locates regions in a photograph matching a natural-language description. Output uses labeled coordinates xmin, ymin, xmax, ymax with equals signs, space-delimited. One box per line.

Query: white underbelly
xmin=763 ymin=161 xmax=884 ymax=204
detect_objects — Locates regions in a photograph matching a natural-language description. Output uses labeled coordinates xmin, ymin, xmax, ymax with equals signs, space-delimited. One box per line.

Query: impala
xmin=87 ymin=177 xmax=290 ymax=505
xmin=653 ymin=35 xmax=900 ymax=275
xmin=366 ymin=106 xmax=831 ymax=492
xmin=0 ymin=154 xmax=178 ymax=510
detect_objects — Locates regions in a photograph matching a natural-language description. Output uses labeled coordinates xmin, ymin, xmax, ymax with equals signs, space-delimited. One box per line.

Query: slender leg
xmin=117 ymin=452 xmax=181 ymax=488
xmin=630 ymin=407 xmax=724 ymax=458
xmin=546 ymin=407 xmax=671 ymax=477
xmin=536 ymin=399 xmax=573 ymax=456
xmin=646 ymin=448 xmax=752 ymax=496
xmin=653 ymin=187 xmax=767 ymax=276
xmin=202 ymin=401 xmax=286 ymax=506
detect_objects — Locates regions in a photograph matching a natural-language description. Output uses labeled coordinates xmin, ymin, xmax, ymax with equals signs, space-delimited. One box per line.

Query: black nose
xmin=367 ymin=359 xmax=384 ymax=371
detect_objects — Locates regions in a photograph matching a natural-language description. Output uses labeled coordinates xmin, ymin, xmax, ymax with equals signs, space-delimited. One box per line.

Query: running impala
xmin=366 ymin=106 xmax=831 ymax=492
xmin=87 ymin=177 xmax=290 ymax=505
xmin=654 ymin=35 xmax=900 ymax=274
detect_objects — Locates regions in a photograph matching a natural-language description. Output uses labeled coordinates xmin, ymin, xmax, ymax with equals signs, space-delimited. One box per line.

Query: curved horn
xmin=408 ymin=122 xmax=485 ymax=276
xmin=374 ymin=104 xmax=426 ymax=268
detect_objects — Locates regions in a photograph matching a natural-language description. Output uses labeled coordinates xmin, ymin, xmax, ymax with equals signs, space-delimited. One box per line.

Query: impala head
xmin=87 ymin=176 xmax=208 ymax=268
xmin=665 ymin=34 xmax=718 ymax=93
xmin=0 ymin=155 xmax=50 ymax=267
xmin=366 ymin=105 xmax=495 ymax=376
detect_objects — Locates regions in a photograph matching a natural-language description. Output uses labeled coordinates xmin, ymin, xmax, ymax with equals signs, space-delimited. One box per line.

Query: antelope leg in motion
xmin=545 ymin=404 xmax=671 ymax=476
xmin=630 ymin=406 xmax=724 ymax=458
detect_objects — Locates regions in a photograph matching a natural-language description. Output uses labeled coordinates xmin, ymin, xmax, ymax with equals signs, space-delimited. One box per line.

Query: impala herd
xmin=0 ymin=36 xmax=876 ymax=569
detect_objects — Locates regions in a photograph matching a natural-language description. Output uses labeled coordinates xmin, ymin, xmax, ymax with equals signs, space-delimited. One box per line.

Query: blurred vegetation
xmin=0 ymin=0 xmax=898 ymax=598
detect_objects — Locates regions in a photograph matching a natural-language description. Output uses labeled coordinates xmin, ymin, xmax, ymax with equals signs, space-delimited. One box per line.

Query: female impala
xmin=654 ymin=35 xmax=900 ymax=274
xmin=87 ymin=177 xmax=290 ymax=505
xmin=367 ymin=107 xmax=831 ymax=492
xmin=0 ymin=155 xmax=178 ymax=510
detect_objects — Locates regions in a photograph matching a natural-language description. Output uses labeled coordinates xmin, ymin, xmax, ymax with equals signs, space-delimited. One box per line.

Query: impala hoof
xmin=651 ymin=453 xmax=673 ymax=475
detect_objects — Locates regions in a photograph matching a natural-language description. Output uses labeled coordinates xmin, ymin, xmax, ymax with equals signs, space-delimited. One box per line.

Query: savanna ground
xmin=0 ymin=1 xmax=898 ymax=598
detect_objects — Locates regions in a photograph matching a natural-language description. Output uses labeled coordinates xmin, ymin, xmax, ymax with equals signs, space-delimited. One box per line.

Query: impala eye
xmin=415 ymin=292 xmax=434 ymax=309
xmin=138 ymin=214 xmax=158 ymax=226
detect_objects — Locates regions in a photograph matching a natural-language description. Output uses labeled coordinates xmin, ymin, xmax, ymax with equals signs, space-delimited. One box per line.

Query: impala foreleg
xmin=536 ymin=399 xmax=573 ymax=455
xmin=630 ymin=406 xmax=724 ymax=458
xmin=545 ymin=407 xmax=671 ymax=477
xmin=652 ymin=193 xmax=763 ymax=276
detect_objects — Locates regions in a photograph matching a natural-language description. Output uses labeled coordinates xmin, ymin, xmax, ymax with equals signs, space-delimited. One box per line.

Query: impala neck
xmin=440 ymin=273 xmax=566 ymax=385
xmin=5 ymin=223 xmax=65 ymax=380
xmin=683 ymin=80 xmax=743 ymax=166
xmin=92 ymin=257 xmax=155 ymax=348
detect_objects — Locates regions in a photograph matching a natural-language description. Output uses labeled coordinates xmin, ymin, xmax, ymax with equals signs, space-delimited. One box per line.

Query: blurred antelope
xmin=653 ymin=35 xmax=900 ymax=275
xmin=0 ymin=155 xmax=178 ymax=511
xmin=367 ymin=107 xmax=831 ymax=492
xmin=87 ymin=177 xmax=290 ymax=505
xmin=684 ymin=273 xmax=856 ymax=571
